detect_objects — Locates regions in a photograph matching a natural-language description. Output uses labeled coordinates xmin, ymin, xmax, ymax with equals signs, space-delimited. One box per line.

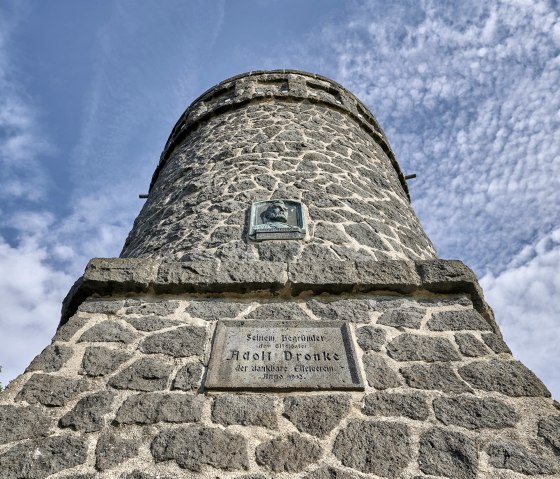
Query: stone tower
xmin=1 ymin=70 xmax=558 ymax=479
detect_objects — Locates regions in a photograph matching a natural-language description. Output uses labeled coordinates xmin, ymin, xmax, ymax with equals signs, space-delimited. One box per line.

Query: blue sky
xmin=0 ymin=0 xmax=559 ymax=398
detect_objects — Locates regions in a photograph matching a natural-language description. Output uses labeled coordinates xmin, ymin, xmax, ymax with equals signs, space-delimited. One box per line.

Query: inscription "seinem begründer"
xmin=206 ymin=320 xmax=364 ymax=390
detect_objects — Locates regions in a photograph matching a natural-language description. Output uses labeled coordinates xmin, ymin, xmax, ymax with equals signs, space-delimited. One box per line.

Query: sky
xmin=0 ymin=0 xmax=558 ymax=398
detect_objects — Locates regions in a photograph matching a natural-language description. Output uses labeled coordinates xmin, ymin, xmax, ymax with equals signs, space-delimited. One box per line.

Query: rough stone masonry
xmin=0 ymin=70 xmax=558 ymax=478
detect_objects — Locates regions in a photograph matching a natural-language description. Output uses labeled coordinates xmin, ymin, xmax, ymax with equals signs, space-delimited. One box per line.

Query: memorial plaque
xmin=206 ymin=320 xmax=364 ymax=390
xmin=248 ymin=199 xmax=306 ymax=241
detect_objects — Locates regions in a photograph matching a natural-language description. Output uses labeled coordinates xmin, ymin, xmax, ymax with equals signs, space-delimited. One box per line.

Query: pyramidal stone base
xmin=1 ymin=258 xmax=559 ymax=478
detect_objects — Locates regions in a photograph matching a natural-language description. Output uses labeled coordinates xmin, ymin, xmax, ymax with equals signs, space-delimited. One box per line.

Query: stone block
xmin=427 ymin=310 xmax=491 ymax=331
xmin=387 ymin=334 xmax=460 ymax=362
xmin=289 ymin=261 xmax=357 ymax=293
xmin=362 ymin=392 xmax=430 ymax=420
xmin=418 ymin=428 xmax=478 ymax=479
xmin=257 ymin=241 xmax=301 ymax=263
xmin=172 ymin=363 xmax=203 ymax=391
xmin=59 ymin=391 xmax=115 ymax=432
xmin=124 ymin=299 xmax=180 ymax=316
xmin=114 ymin=393 xmax=202 ymax=425
xmin=363 ymin=354 xmax=402 ymax=389
xmin=415 ymin=259 xmax=477 ymax=289
xmin=212 ymin=394 xmax=277 ymax=428
xmin=78 ymin=299 xmax=124 ymax=314
xmin=26 ymin=345 xmax=73 ymax=373
xmin=303 ymin=467 xmax=360 ymax=479
xmin=16 ymin=374 xmax=88 ymax=407
xmin=108 ymin=358 xmax=172 ymax=391
xmin=246 ymin=303 xmax=311 ymax=321
xmin=458 ymin=360 xmax=550 ymax=397
xmin=481 ymin=333 xmax=511 ymax=354
xmin=83 ymin=257 xmax=158 ymax=292
xmin=454 ymin=333 xmax=489 ymax=357
xmin=400 ymin=364 xmax=472 ymax=393
xmin=283 ymin=394 xmax=350 ymax=437
xmin=53 ymin=315 xmax=88 ymax=341
xmin=0 ymin=405 xmax=51 ymax=444
xmin=377 ymin=307 xmax=425 ymax=329
xmin=538 ymin=416 xmax=560 ymax=450
xmin=333 ymin=420 xmax=411 ymax=476
xmin=487 ymin=441 xmax=556 ymax=475
xmin=356 ymin=326 xmax=386 ymax=351
xmin=139 ymin=326 xmax=206 ymax=357
xmin=433 ymin=396 xmax=518 ymax=429
xmin=126 ymin=316 xmax=179 ymax=331
xmin=355 ymin=260 xmax=421 ymax=292
xmin=95 ymin=432 xmax=138 ymax=471
xmin=151 ymin=426 xmax=248 ymax=471
xmin=255 ymin=433 xmax=322 ymax=472
xmin=186 ymin=300 xmax=247 ymax=320
xmin=77 ymin=320 xmax=136 ymax=343
xmin=80 ymin=346 xmax=131 ymax=377
xmin=307 ymin=298 xmax=372 ymax=323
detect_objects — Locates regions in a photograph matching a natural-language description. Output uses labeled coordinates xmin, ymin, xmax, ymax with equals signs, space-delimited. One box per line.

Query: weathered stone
xmin=0 ymin=435 xmax=87 ymax=479
xmin=78 ymin=300 xmax=124 ymax=314
xmin=212 ymin=394 xmax=277 ymax=428
xmin=0 ymin=405 xmax=51 ymax=444
xmin=151 ymin=426 xmax=249 ymax=471
xmin=299 ymin=244 xmax=339 ymax=261
xmin=78 ymin=320 xmax=136 ymax=343
xmin=59 ymin=391 xmax=115 ymax=432
xmin=363 ymin=354 xmax=402 ymax=389
xmin=487 ymin=441 xmax=556 ymax=475
xmin=363 ymin=392 xmax=430 ymax=420
xmin=108 ymin=358 xmax=172 ymax=391
xmin=418 ymin=428 xmax=478 ymax=479
xmin=344 ymin=223 xmax=386 ymax=249
xmin=303 ymin=467 xmax=360 ymax=479
xmin=26 ymin=345 xmax=73 ymax=372
xmin=186 ymin=300 xmax=248 ymax=320
xmin=246 ymin=303 xmax=310 ymax=321
xmin=115 ymin=393 xmax=202 ymax=425
xmin=455 ymin=333 xmax=489 ymax=357
xmin=235 ymin=475 xmax=267 ymax=479
xmin=53 ymin=315 xmax=88 ymax=341
xmin=427 ymin=310 xmax=491 ymax=331
xmin=16 ymin=374 xmax=88 ymax=406
xmin=172 ymin=362 xmax=203 ymax=391
xmin=121 ymin=472 xmax=174 ymax=479
xmin=333 ymin=420 xmax=411 ymax=476
xmin=433 ymin=396 xmax=518 ymax=429
xmin=458 ymin=360 xmax=550 ymax=397
xmin=481 ymin=333 xmax=511 ymax=354
xmin=125 ymin=299 xmax=179 ymax=316
xmin=355 ymin=260 xmax=421 ymax=290
xmin=140 ymin=325 xmax=206 ymax=357
xmin=377 ymin=307 xmax=425 ymax=329
xmin=95 ymin=432 xmax=138 ymax=471
xmin=283 ymin=395 xmax=350 ymax=437
xmin=314 ymin=223 xmax=349 ymax=244
xmin=387 ymin=334 xmax=460 ymax=362
xmin=308 ymin=298 xmax=371 ymax=322
xmin=356 ymin=325 xmax=386 ymax=351
xmin=126 ymin=316 xmax=178 ymax=331
xmin=258 ymin=241 xmax=301 ymax=262
xmin=80 ymin=346 xmax=131 ymax=376
xmin=255 ymin=433 xmax=322 ymax=472
xmin=538 ymin=416 xmax=560 ymax=450
xmin=400 ymin=364 xmax=472 ymax=393
xmin=289 ymin=261 xmax=357 ymax=293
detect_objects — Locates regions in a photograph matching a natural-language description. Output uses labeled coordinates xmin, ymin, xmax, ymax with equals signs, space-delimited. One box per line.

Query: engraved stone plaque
xmin=206 ymin=320 xmax=364 ymax=390
xmin=248 ymin=200 xmax=305 ymax=241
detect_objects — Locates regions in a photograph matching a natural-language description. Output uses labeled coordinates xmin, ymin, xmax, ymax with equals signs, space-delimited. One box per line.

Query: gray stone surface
xmin=458 ymin=360 xmax=551 ymax=397
xmin=151 ymin=426 xmax=249 ymax=471
xmin=126 ymin=316 xmax=178 ymax=331
xmin=78 ymin=320 xmax=136 ymax=343
xmin=212 ymin=394 xmax=277 ymax=428
xmin=333 ymin=420 xmax=411 ymax=476
xmin=59 ymin=391 xmax=115 ymax=432
xmin=0 ymin=405 xmax=51 ymax=444
xmin=79 ymin=300 xmax=124 ymax=314
xmin=308 ymin=299 xmax=372 ymax=322
xmin=0 ymin=435 xmax=87 ymax=479
xmin=139 ymin=325 xmax=206 ymax=357
xmin=387 ymin=334 xmax=460 ymax=362
xmin=80 ymin=346 xmax=131 ymax=376
xmin=538 ymin=416 xmax=560 ymax=450
xmin=401 ymin=364 xmax=472 ymax=393
xmin=418 ymin=428 xmax=478 ymax=479
xmin=377 ymin=307 xmax=425 ymax=329
xmin=172 ymin=362 xmax=203 ymax=391
xmin=16 ymin=374 xmax=88 ymax=406
xmin=258 ymin=241 xmax=302 ymax=262
xmin=255 ymin=433 xmax=322 ymax=472
xmin=283 ymin=395 xmax=350 ymax=437
xmin=356 ymin=325 xmax=386 ymax=351
xmin=433 ymin=396 xmax=518 ymax=429
xmin=108 ymin=358 xmax=172 ymax=391
xmin=115 ymin=392 xmax=202 ymax=425
xmin=363 ymin=353 xmax=402 ymax=389
xmin=125 ymin=300 xmax=179 ymax=315
xmin=455 ymin=333 xmax=489 ymax=357
xmin=54 ymin=315 xmax=88 ymax=341
xmin=363 ymin=392 xmax=430 ymax=420
xmin=487 ymin=441 xmax=556 ymax=475
xmin=121 ymin=472 xmax=173 ymax=479
xmin=186 ymin=300 xmax=248 ymax=320
xmin=26 ymin=345 xmax=73 ymax=372
xmin=427 ymin=309 xmax=491 ymax=331
xmin=481 ymin=333 xmax=511 ymax=354
xmin=246 ymin=303 xmax=310 ymax=321
xmin=95 ymin=432 xmax=138 ymax=471
xmin=303 ymin=467 xmax=360 ymax=479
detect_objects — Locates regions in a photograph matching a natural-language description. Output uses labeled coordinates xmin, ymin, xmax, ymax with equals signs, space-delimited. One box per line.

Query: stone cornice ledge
xmin=61 ymin=258 xmax=497 ymax=333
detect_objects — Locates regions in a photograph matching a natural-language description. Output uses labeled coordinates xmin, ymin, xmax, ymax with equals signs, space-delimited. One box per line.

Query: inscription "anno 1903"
xmin=205 ymin=320 xmax=364 ymax=390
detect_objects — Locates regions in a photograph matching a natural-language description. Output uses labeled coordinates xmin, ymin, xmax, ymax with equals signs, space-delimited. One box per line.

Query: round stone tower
xmin=0 ymin=70 xmax=558 ymax=479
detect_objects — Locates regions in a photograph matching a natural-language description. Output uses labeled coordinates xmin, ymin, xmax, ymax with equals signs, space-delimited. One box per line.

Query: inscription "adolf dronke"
xmin=205 ymin=320 xmax=364 ymax=390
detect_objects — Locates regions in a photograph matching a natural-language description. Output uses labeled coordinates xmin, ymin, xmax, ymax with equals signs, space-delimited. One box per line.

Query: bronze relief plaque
xmin=248 ymin=199 xmax=306 ymax=241
xmin=205 ymin=320 xmax=364 ymax=390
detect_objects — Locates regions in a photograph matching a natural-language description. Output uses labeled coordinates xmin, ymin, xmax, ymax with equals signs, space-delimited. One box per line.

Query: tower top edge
xmin=151 ymin=70 xmax=410 ymax=199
